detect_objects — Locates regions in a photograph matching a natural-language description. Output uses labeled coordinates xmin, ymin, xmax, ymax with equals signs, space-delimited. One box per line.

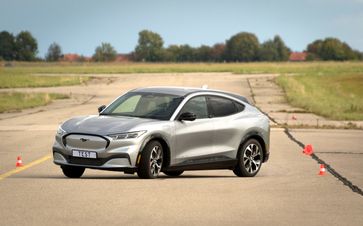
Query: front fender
xmin=136 ymin=133 xmax=172 ymax=167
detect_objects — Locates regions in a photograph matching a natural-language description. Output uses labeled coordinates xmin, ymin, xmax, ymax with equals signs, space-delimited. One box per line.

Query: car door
xmin=172 ymin=95 xmax=214 ymax=166
xmin=207 ymin=95 xmax=245 ymax=159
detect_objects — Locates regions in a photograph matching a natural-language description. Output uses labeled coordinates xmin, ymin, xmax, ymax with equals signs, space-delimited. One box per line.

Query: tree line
xmin=133 ymin=30 xmax=291 ymax=62
xmin=0 ymin=30 xmax=362 ymax=62
xmin=133 ymin=30 xmax=362 ymax=62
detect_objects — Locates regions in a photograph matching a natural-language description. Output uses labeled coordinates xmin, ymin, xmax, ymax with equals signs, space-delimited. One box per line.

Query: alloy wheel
xmin=243 ymin=143 xmax=261 ymax=174
xmin=150 ymin=145 xmax=163 ymax=177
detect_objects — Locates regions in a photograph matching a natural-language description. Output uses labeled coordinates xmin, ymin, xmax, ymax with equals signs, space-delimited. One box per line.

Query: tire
xmin=137 ymin=141 xmax=163 ymax=179
xmin=61 ymin=165 xmax=85 ymax=178
xmin=233 ymin=139 xmax=263 ymax=177
xmin=164 ymin=170 xmax=184 ymax=177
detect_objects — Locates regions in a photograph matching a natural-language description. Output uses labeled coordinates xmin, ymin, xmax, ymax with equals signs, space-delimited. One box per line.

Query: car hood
xmin=61 ymin=115 xmax=158 ymax=135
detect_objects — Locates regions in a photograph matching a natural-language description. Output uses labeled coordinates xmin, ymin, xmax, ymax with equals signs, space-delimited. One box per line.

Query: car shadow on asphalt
xmin=13 ymin=174 xmax=239 ymax=180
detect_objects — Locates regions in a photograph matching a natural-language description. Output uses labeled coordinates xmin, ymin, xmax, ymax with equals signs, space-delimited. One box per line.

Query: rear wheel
xmin=233 ymin=139 xmax=263 ymax=177
xmin=137 ymin=141 xmax=163 ymax=179
xmin=164 ymin=170 xmax=184 ymax=177
xmin=61 ymin=165 xmax=85 ymax=178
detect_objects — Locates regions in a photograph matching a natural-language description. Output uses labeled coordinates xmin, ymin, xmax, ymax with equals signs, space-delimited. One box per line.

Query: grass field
xmin=0 ymin=92 xmax=69 ymax=113
xmin=0 ymin=73 xmax=89 ymax=88
xmin=276 ymin=74 xmax=363 ymax=120
xmin=2 ymin=61 xmax=363 ymax=74
xmin=1 ymin=61 xmax=363 ymax=120
xmin=0 ymin=63 xmax=90 ymax=88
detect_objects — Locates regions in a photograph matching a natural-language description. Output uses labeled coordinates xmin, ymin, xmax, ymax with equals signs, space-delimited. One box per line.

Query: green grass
xmin=0 ymin=73 xmax=89 ymax=88
xmin=0 ymin=62 xmax=363 ymax=74
xmin=0 ymin=92 xmax=69 ymax=113
xmin=2 ymin=61 xmax=363 ymax=74
xmin=276 ymin=74 xmax=363 ymax=120
xmin=0 ymin=63 xmax=90 ymax=88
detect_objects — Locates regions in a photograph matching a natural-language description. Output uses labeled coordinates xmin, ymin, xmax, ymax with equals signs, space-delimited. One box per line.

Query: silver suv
xmin=53 ymin=87 xmax=270 ymax=179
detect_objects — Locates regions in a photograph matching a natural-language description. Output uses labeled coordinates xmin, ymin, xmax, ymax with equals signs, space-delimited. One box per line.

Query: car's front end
xmin=53 ymin=126 xmax=144 ymax=173
xmin=52 ymin=114 xmax=173 ymax=173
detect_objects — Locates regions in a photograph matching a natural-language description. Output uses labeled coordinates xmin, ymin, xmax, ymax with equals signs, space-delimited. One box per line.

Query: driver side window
xmin=180 ymin=96 xmax=208 ymax=119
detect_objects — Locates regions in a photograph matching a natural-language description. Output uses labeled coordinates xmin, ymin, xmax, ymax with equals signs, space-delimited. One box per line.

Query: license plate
xmin=72 ymin=150 xmax=97 ymax=159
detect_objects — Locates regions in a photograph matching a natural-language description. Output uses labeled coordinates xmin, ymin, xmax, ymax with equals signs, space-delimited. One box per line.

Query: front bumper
xmin=53 ymin=151 xmax=136 ymax=171
xmin=52 ymin=133 xmax=142 ymax=171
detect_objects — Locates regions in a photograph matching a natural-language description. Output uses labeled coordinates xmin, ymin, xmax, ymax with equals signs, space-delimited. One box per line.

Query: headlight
xmin=57 ymin=126 xmax=66 ymax=136
xmin=108 ymin=131 xmax=146 ymax=140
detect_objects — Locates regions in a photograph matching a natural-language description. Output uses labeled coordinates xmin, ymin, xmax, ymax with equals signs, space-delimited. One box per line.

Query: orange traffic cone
xmin=318 ymin=164 xmax=326 ymax=176
xmin=16 ymin=156 xmax=23 ymax=167
xmin=303 ymin=144 xmax=313 ymax=155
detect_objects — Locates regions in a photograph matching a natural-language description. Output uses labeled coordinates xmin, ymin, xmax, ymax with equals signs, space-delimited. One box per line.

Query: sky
xmin=1 ymin=0 xmax=363 ymax=57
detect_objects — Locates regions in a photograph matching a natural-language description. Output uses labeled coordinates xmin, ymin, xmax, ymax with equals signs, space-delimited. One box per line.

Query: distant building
xmin=63 ymin=53 xmax=80 ymax=62
xmin=62 ymin=54 xmax=92 ymax=62
xmin=115 ymin=54 xmax=131 ymax=62
xmin=289 ymin=52 xmax=307 ymax=61
xmin=62 ymin=53 xmax=131 ymax=62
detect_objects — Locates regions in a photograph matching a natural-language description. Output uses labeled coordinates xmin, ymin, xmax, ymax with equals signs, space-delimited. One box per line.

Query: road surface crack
xmin=268 ymin=112 xmax=363 ymax=196
xmin=247 ymin=77 xmax=363 ymax=196
xmin=314 ymin=151 xmax=363 ymax=155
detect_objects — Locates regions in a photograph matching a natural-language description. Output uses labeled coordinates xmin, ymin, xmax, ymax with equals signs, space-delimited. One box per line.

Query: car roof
xmin=131 ymin=86 xmax=250 ymax=104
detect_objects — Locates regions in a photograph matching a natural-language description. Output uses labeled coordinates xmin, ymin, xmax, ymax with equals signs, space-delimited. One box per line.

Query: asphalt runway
xmin=0 ymin=73 xmax=362 ymax=225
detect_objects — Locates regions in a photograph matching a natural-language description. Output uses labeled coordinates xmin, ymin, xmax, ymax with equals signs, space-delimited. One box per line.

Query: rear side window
xmin=234 ymin=102 xmax=245 ymax=112
xmin=208 ymin=96 xmax=244 ymax=117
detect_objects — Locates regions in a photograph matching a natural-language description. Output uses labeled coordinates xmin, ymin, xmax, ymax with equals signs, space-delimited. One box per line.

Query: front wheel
xmin=233 ymin=139 xmax=263 ymax=177
xmin=61 ymin=165 xmax=85 ymax=178
xmin=137 ymin=141 xmax=163 ymax=179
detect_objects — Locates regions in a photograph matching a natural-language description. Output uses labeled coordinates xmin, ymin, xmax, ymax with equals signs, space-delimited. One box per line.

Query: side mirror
xmin=98 ymin=105 xmax=106 ymax=113
xmin=178 ymin=112 xmax=197 ymax=121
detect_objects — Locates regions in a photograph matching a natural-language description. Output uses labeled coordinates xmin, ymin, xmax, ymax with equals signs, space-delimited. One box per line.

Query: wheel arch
xmin=239 ymin=131 xmax=268 ymax=162
xmin=138 ymin=133 xmax=171 ymax=168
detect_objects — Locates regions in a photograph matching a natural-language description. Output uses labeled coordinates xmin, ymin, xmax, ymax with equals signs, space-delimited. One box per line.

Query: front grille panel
xmin=64 ymin=134 xmax=108 ymax=151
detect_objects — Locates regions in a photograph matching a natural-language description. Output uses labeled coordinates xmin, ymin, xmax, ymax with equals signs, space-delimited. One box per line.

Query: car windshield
xmin=100 ymin=92 xmax=184 ymax=120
